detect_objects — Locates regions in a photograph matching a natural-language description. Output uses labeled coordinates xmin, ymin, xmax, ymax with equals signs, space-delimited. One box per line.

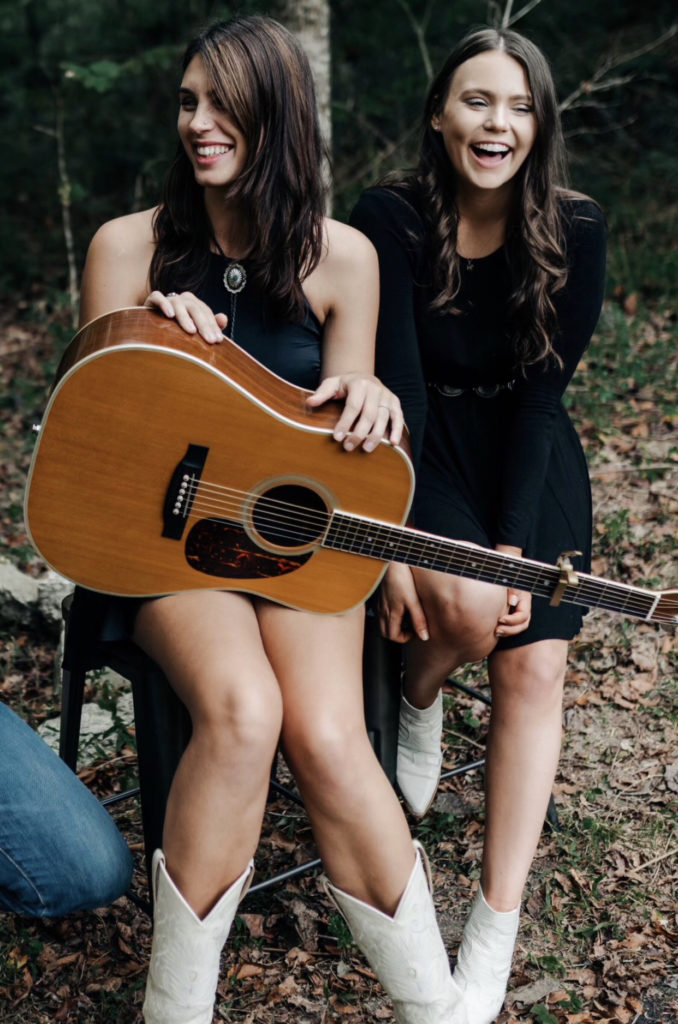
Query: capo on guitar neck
xmin=549 ymin=551 xmax=582 ymax=607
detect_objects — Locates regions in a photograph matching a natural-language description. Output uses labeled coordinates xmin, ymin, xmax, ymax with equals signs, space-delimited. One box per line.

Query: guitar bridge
xmin=162 ymin=444 xmax=209 ymax=539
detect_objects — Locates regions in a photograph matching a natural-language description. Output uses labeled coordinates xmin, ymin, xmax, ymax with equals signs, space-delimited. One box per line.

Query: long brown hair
xmin=150 ymin=16 xmax=327 ymax=322
xmin=412 ymin=27 xmax=572 ymax=368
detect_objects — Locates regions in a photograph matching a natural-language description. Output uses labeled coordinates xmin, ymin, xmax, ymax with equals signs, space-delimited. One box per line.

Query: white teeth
xmin=196 ymin=144 xmax=232 ymax=156
xmin=474 ymin=143 xmax=510 ymax=154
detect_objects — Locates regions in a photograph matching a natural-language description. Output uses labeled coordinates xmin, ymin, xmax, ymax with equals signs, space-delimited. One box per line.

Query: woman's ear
xmin=430 ymin=94 xmax=442 ymax=131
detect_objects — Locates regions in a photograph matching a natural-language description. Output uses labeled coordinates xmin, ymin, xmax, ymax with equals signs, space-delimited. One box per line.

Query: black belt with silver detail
xmin=428 ymin=379 xmax=516 ymax=398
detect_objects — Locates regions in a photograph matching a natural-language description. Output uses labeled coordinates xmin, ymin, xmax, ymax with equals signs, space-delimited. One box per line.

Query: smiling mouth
xmin=195 ymin=144 xmax=233 ymax=158
xmin=471 ymin=143 xmax=511 ymax=164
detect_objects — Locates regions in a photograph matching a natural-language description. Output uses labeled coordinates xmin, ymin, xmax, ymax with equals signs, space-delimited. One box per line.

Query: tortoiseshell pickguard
xmin=185 ymin=519 xmax=311 ymax=579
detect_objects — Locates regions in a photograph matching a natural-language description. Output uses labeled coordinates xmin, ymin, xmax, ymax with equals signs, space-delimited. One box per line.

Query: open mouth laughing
xmin=470 ymin=142 xmax=512 ymax=165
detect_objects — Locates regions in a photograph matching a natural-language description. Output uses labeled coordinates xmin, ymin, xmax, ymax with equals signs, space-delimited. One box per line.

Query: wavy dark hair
xmin=409 ymin=27 xmax=573 ymax=368
xmin=150 ymin=16 xmax=327 ymax=322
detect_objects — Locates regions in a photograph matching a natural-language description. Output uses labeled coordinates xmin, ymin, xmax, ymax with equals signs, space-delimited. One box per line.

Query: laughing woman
xmin=78 ymin=16 xmax=466 ymax=1024
xmin=351 ymin=27 xmax=606 ymax=1022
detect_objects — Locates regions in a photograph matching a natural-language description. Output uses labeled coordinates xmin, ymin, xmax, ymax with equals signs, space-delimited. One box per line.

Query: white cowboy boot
xmin=397 ymin=691 xmax=443 ymax=817
xmin=143 ymin=849 xmax=254 ymax=1024
xmin=323 ymin=841 xmax=467 ymax=1024
xmin=453 ymin=885 xmax=520 ymax=1024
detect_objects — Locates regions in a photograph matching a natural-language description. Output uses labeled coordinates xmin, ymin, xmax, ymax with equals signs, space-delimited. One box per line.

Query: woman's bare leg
xmin=482 ymin=638 xmax=568 ymax=909
xmin=403 ymin=571 xmax=507 ymax=708
xmin=451 ymin=638 xmax=568 ymax=1023
xmin=133 ymin=590 xmax=283 ymax=916
xmin=256 ymin=600 xmax=415 ymax=912
xmin=256 ymin=600 xmax=466 ymax=1022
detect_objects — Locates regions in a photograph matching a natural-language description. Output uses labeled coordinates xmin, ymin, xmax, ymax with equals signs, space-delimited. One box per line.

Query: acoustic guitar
xmin=24 ymin=308 xmax=678 ymax=625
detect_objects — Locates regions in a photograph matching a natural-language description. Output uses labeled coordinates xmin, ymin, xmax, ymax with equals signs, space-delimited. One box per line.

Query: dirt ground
xmin=0 ymin=302 xmax=676 ymax=1022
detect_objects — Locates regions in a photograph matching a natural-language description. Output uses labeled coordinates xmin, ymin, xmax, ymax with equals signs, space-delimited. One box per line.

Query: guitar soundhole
xmin=252 ymin=484 xmax=328 ymax=549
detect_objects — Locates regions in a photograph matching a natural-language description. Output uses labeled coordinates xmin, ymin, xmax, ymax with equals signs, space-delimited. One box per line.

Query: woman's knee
xmin=283 ymin=713 xmax=372 ymax=792
xmin=421 ymin=580 xmax=501 ymax=660
xmin=190 ymin=678 xmax=283 ymax=761
xmin=490 ymin=643 xmax=567 ymax=708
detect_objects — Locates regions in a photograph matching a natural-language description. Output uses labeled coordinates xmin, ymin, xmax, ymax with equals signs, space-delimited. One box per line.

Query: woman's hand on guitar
xmin=306 ymin=374 xmax=404 ymax=452
xmin=495 ymin=587 xmax=531 ymax=637
xmin=378 ymin=563 xmax=430 ymax=643
xmin=144 ymin=291 xmax=228 ymax=344
xmin=493 ymin=545 xmax=532 ymax=637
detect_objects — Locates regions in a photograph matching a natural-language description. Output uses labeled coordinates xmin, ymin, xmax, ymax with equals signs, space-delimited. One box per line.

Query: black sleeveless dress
xmin=92 ymin=253 xmax=324 ymax=642
xmin=198 ymin=252 xmax=323 ymax=390
xmin=350 ymin=185 xmax=607 ymax=647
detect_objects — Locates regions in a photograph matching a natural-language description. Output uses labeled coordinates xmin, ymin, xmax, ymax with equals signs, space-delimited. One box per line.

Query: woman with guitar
xmin=78 ymin=16 xmax=466 ymax=1024
xmin=351 ymin=27 xmax=607 ymax=1022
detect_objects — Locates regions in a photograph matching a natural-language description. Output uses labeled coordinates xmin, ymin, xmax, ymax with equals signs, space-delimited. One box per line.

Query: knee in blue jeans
xmin=56 ymin=822 xmax=134 ymax=915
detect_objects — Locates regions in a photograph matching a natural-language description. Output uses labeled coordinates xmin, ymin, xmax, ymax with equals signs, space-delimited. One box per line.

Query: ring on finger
xmin=167 ymin=292 xmax=179 ymax=297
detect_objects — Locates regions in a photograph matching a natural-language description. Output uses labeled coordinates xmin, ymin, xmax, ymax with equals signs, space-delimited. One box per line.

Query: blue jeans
xmin=0 ymin=703 xmax=133 ymax=917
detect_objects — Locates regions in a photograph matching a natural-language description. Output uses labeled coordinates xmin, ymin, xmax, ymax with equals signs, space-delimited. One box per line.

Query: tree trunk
xmin=274 ymin=0 xmax=332 ymax=205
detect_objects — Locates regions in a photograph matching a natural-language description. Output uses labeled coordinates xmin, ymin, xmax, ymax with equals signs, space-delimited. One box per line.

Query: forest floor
xmin=0 ymin=296 xmax=676 ymax=1023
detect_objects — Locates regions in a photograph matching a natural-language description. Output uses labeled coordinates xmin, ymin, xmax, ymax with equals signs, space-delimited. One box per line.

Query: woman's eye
xmin=514 ymin=104 xmax=534 ymax=114
xmin=466 ymin=98 xmax=487 ymax=109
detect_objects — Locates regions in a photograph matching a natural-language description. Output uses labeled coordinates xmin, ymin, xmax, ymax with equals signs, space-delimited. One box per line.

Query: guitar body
xmin=25 ymin=308 xmax=415 ymax=614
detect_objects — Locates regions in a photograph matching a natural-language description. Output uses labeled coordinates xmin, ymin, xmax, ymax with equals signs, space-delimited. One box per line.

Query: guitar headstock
xmin=653 ymin=588 xmax=678 ymax=625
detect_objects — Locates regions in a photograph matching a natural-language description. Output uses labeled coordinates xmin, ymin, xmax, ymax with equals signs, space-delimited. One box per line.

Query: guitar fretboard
xmin=324 ymin=511 xmax=659 ymax=621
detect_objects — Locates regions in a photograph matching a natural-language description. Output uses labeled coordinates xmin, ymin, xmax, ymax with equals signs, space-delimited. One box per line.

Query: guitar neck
xmin=324 ymin=511 xmax=660 ymax=621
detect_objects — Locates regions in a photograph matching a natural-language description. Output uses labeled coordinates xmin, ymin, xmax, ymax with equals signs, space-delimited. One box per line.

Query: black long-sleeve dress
xmin=350 ymin=184 xmax=607 ymax=647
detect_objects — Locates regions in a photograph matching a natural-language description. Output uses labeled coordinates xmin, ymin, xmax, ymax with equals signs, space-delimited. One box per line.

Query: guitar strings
xmin=171 ymin=478 xmax=663 ymax=618
xmin=185 ymin=482 xmax=657 ymax=613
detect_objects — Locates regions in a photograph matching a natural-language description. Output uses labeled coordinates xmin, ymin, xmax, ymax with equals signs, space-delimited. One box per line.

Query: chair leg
xmin=362 ymin=608 xmax=402 ymax=784
xmin=130 ymin=666 xmax=192 ymax=895
xmin=545 ymin=794 xmax=560 ymax=831
xmin=58 ymin=662 xmax=88 ymax=771
xmin=59 ymin=588 xmax=111 ymax=771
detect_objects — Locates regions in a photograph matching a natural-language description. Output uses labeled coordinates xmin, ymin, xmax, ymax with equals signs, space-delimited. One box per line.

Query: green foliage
xmin=327 ymin=911 xmax=354 ymax=949
xmin=565 ymin=298 xmax=678 ymax=434
xmin=462 ymin=706 xmax=481 ymax=730
xmin=63 ymin=59 xmax=126 ymax=92
xmin=529 ymin=952 xmax=565 ymax=974
xmin=556 ymin=992 xmax=584 ymax=1012
xmin=0 ymin=0 xmax=259 ymax=293
xmin=414 ymin=809 xmax=466 ymax=845
xmin=0 ymin=931 xmax=44 ymax=989
xmin=531 ymin=1004 xmax=559 ymax=1024
xmin=0 ymin=0 xmax=676 ymax=322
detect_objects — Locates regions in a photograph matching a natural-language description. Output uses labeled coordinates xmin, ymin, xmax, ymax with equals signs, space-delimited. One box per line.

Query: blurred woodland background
xmin=1 ymin=0 xmax=677 ymax=316
xmin=0 ymin=1 xmax=677 ymax=1022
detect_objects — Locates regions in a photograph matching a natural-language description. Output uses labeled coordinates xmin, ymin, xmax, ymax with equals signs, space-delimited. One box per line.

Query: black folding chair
xmin=58 ymin=589 xmax=402 ymax=904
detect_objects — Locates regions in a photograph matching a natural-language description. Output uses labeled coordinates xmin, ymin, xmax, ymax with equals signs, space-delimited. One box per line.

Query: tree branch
xmin=563 ymin=116 xmax=637 ymax=141
xmin=501 ymin=0 xmax=544 ymax=28
xmin=559 ymin=23 xmax=677 ymax=114
xmin=393 ymin=0 xmax=435 ymax=82
xmin=333 ymin=120 xmax=420 ymax=192
xmin=33 ymin=97 xmax=80 ymax=325
xmin=54 ymin=93 xmax=80 ymax=328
